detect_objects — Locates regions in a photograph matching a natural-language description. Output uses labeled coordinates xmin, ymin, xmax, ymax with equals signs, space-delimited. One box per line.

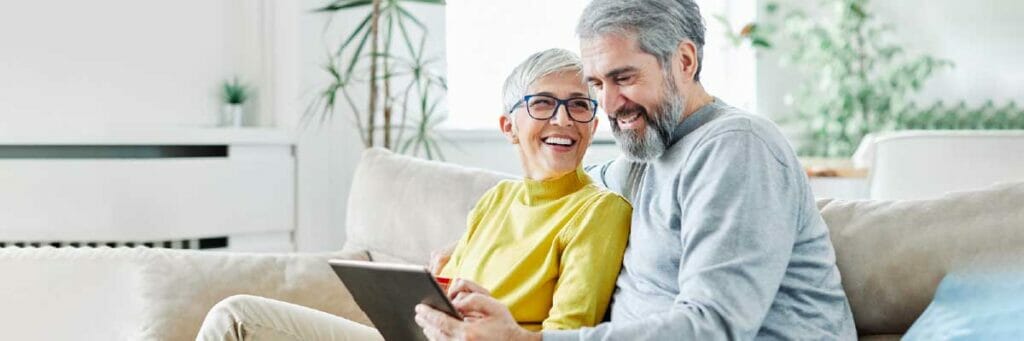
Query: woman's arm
xmin=542 ymin=194 xmax=632 ymax=330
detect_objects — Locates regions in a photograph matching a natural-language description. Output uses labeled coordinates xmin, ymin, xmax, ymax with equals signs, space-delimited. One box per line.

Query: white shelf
xmin=0 ymin=127 xmax=294 ymax=146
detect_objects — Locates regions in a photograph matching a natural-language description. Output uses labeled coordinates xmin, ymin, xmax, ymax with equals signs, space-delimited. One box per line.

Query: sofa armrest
xmin=0 ymin=247 xmax=371 ymax=341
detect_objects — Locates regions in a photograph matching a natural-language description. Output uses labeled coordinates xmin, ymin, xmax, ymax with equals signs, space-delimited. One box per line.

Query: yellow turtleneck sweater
xmin=440 ymin=167 xmax=631 ymax=331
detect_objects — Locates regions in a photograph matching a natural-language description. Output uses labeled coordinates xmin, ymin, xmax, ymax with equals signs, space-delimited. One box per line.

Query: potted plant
xmin=306 ymin=0 xmax=449 ymax=160
xmin=222 ymin=77 xmax=249 ymax=128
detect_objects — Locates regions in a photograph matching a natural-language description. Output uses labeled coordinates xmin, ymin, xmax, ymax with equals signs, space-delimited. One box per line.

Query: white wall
xmin=294 ymin=0 xmax=448 ymax=251
xmin=0 ymin=0 xmax=276 ymax=128
xmin=874 ymin=1 xmax=1023 ymax=105
xmin=756 ymin=0 xmax=1024 ymax=120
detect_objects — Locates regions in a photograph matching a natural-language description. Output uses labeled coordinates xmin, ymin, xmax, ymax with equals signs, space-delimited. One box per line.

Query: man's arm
xmin=585 ymin=157 xmax=646 ymax=201
xmin=583 ymin=159 xmax=614 ymax=188
xmin=547 ymin=130 xmax=799 ymax=340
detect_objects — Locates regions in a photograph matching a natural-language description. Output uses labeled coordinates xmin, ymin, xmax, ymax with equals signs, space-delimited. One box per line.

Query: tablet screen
xmin=329 ymin=259 xmax=462 ymax=341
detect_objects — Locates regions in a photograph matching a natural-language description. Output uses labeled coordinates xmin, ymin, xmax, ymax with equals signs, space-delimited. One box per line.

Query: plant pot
xmin=223 ymin=104 xmax=244 ymax=128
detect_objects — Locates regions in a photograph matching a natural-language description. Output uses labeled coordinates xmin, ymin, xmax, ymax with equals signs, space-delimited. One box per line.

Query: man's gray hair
xmin=576 ymin=0 xmax=706 ymax=81
xmin=501 ymin=48 xmax=587 ymax=114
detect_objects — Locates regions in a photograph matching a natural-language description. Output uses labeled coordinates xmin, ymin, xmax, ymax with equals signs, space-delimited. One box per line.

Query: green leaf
xmin=336 ymin=13 xmax=373 ymax=55
xmin=344 ymin=26 xmax=373 ymax=77
xmin=314 ymin=0 xmax=373 ymax=12
xmin=395 ymin=5 xmax=427 ymax=30
xmin=221 ymin=77 xmax=248 ymax=104
xmin=399 ymin=0 xmax=445 ymax=5
xmin=751 ymin=37 xmax=772 ymax=48
xmin=850 ymin=3 xmax=867 ymax=19
xmin=394 ymin=7 xmax=421 ymax=58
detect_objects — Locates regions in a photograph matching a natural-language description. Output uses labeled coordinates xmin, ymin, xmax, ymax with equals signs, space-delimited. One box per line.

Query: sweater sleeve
xmin=542 ymin=193 xmax=632 ymax=330
xmin=544 ymin=130 xmax=799 ymax=340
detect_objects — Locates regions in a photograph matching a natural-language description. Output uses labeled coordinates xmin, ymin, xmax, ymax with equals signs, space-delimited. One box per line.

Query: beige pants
xmin=196 ymin=295 xmax=385 ymax=341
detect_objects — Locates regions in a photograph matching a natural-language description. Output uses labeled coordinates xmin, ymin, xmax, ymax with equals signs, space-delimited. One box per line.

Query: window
xmin=445 ymin=0 xmax=757 ymax=130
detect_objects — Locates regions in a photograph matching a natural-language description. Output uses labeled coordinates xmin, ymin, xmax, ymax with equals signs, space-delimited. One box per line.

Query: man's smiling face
xmin=581 ymin=34 xmax=685 ymax=161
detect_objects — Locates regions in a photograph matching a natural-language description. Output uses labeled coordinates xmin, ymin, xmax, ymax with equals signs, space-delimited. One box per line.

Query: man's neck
xmin=680 ymin=84 xmax=715 ymax=120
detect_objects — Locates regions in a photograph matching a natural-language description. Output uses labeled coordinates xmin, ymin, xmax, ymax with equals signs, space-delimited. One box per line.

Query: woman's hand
xmin=429 ymin=241 xmax=457 ymax=276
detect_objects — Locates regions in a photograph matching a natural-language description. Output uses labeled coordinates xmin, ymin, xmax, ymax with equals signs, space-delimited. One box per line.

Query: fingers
xmin=421 ymin=323 xmax=451 ymax=341
xmin=452 ymin=292 xmax=507 ymax=318
xmin=415 ymin=304 xmax=460 ymax=341
xmin=447 ymin=278 xmax=491 ymax=299
xmin=428 ymin=253 xmax=451 ymax=276
xmin=428 ymin=243 xmax=456 ymax=276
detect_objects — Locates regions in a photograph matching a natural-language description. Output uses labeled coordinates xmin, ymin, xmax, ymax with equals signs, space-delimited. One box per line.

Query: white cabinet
xmin=0 ymin=128 xmax=295 ymax=252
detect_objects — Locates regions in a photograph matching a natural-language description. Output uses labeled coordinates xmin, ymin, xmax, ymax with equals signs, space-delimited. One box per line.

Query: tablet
xmin=328 ymin=259 xmax=462 ymax=341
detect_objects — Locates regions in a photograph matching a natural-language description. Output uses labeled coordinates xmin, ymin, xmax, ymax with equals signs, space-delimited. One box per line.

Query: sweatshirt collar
xmin=669 ymin=97 xmax=724 ymax=146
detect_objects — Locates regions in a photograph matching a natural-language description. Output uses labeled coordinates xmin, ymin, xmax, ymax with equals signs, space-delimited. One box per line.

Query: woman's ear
xmin=499 ymin=114 xmax=518 ymax=144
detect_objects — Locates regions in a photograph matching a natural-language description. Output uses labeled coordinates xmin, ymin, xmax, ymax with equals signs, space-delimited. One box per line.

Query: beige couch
xmin=1 ymin=148 xmax=1021 ymax=340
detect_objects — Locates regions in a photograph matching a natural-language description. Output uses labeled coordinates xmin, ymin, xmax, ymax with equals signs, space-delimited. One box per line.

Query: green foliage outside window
xmin=725 ymin=0 xmax=1022 ymax=157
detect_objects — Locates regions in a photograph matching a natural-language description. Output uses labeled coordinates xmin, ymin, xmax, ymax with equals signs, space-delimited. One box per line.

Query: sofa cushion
xmin=0 ymin=247 xmax=372 ymax=340
xmin=343 ymin=148 xmax=513 ymax=264
xmin=0 ymin=247 xmax=148 ymax=340
xmin=818 ymin=181 xmax=1024 ymax=335
xmin=903 ymin=270 xmax=1024 ymax=340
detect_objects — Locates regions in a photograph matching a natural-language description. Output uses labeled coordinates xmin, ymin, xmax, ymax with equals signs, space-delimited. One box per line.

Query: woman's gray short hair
xmin=501 ymin=48 xmax=587 ymax=114
xmin=576 ymin=0 xmax=706 ymax=81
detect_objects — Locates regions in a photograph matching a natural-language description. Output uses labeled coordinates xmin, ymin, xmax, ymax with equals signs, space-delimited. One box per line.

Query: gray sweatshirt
xmin=545 ymin=99 xmax=856 ymax=340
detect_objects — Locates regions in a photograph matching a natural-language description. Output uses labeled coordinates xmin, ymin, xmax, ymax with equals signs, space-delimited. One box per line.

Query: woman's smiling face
xmin=501 ymin=71 xmax=598 ymax=180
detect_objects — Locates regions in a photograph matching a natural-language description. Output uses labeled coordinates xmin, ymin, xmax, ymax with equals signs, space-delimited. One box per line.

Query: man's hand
xmin=429 ymin=242 xmax=457 ymax=276
xmin=445 ymin=277 xmax=491 ymax=300
xmin=414 ymin=286 xmax=539 ymax=341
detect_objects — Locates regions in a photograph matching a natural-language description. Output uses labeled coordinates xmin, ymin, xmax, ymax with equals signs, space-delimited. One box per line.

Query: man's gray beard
xmin=611 ymin=92 xmax=686 ymax=162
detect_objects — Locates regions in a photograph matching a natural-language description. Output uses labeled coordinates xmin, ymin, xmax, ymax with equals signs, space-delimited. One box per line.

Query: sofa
xmin=1 ymin=147 xmax=1021 ymax=340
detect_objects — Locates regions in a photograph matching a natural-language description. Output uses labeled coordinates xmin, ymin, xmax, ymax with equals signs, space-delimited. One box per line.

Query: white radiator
xmin=0 ymin=237 xmax=228 ymax=250
xmin=0 ymin=127 xmax=296 ymax=252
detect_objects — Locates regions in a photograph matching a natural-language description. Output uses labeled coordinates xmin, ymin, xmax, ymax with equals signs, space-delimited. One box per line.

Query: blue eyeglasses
xmin=509 ymin=94 xmax=599 ymax=123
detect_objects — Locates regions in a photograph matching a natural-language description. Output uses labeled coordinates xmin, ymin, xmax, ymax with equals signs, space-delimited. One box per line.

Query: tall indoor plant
xmin=306 ymin=0 xmax=449 ymax=160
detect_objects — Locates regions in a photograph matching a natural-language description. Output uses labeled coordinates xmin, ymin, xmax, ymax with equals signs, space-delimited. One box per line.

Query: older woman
xmin=197 ymin=48 xmax=630 ymax=340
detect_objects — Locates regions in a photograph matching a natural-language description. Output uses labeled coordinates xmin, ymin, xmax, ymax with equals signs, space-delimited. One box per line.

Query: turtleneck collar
xmin=521 ymin=167 xmax=591 ymax=205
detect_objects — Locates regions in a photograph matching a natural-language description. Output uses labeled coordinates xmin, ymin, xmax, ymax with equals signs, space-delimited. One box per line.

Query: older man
xmin=414 ymin=0 xmax=857 ymax=340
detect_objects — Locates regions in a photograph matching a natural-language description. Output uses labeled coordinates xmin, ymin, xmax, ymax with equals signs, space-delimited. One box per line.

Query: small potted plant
xmin=221 ymin=77 xmax=248 ymax=127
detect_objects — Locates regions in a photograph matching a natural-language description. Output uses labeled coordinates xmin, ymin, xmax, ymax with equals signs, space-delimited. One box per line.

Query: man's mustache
xmin=610 ymin=103 xmax=647 ymax=120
